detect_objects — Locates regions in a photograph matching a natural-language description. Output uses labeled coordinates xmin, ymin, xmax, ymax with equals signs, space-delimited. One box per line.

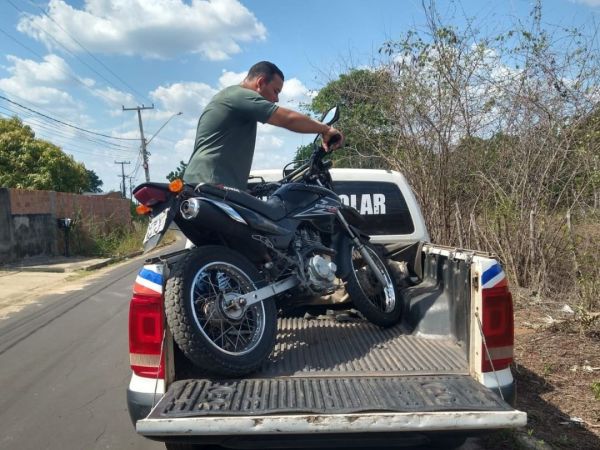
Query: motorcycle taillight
xmin=133 ymin=186 xmax=168 ymax=206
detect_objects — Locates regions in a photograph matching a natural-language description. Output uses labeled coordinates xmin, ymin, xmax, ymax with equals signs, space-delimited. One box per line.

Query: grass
xmin=69 ymin=218 xmax=176 ymax=258
xmin=80 ymin=221 xmax=146 ymax=257
xmin=592 ymin=381 xmax=600 ymax=400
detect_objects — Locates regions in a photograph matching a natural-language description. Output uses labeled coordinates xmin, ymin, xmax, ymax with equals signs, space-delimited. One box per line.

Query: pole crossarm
xmin=123 ymin=104 xmax=154 ymax=182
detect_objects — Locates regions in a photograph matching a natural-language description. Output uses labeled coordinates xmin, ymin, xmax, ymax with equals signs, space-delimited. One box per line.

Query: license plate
xmin=143 ymin=208 xmax=169 ymax=244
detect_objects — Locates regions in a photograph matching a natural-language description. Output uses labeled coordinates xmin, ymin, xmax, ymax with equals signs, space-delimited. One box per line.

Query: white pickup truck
xmin=127 ymin=169 xmax=526 ymax=449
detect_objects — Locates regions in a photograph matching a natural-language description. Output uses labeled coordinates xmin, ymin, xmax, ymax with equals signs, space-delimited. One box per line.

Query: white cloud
xmin=18 ymin=0 xmax=267 ymax=60
xmin=572 ymin=0 xmax=600 ymax=7
xmin=0 ymin=54 xmax=80 ymax=110
xmin=149 ymin=81 xmax=217 ymax=124
xmin=92 ymin=86 xmax=136 ymax=110
xmin=218 ymin=70 xmax=246 ymax=88
xmin=278 ymin=77 xmax=314 ymax=110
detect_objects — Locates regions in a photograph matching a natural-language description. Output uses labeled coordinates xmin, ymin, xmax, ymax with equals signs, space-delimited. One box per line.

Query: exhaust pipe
xmin=180 ymin=198 xmax=201 ymax=219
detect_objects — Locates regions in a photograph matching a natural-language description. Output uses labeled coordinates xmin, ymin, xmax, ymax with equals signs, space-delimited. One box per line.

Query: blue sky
xmin=0 ymin=0 xmax=599 ymax=193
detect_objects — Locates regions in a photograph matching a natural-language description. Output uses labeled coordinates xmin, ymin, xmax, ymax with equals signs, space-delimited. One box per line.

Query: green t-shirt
xmin=183 ymin=85 xmax=278 ymax=190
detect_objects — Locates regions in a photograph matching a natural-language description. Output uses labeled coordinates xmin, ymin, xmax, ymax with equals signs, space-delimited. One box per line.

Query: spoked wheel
xmin=165 ymin=246 xmax=277 ymax=377
xmin=345 ymin=242 xmax=402 ymax=327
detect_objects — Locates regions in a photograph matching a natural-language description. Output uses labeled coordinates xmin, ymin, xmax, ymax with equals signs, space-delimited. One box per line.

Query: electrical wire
xmin=0 ymin=95 xmax=139 ymax=141
xmin=20 ymin=0 xmax=152 ymax=105
xmin=9 ymin=0 xmax=149 ymax=106
xmin=0 ymin=110 xmax=136 ymax=159
xmin=0 ymin=25 xmax=135 ymax=110
xmin=0 ymin=105 xmax=138 ymax=152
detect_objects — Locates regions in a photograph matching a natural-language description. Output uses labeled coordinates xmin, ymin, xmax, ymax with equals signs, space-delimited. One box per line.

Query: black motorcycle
xmin=133 ymin=107 xmax=401 ymax=377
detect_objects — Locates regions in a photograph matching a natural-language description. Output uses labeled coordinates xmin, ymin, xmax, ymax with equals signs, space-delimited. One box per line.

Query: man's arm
xmin=267 ymin=107 xmax=343 ymax=150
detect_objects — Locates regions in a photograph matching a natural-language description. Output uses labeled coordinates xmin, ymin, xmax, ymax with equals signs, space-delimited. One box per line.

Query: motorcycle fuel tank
xmin=273 ymin=182 xmax=341 ymax=219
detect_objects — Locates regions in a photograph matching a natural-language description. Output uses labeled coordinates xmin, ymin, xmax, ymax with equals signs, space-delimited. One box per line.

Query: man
xmin=183 ymin=61 xmax=343 ymax=190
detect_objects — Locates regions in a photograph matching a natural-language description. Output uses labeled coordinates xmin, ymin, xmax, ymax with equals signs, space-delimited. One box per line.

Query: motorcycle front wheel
xmin=345 ymin=242 xmax=402 ymax=327
xmin=165 ymin=245 xmax=277 ymax=377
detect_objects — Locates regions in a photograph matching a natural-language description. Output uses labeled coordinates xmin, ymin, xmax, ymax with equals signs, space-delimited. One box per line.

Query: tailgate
xmin=137 ymin=317 xmax=525 ymax=436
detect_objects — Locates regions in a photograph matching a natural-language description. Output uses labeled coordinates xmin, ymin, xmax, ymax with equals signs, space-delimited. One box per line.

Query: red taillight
xmin=481 ymin=286 xmax=514 ymax=372
xmin=133 ymin=186 xmax=168 ymax=207
xmin=129 ymin=293 xmax=164 ymax=378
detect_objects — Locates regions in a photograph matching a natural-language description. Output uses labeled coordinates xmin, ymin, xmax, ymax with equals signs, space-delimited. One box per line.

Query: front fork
xmin=333 ymin=208 xmax=387 ymax=286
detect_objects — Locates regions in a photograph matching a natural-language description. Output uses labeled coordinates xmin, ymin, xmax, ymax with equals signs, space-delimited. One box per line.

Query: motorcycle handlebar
xmin=326 ymin=133 xmax=342 ymax=148
xmin=278 ymin=137 xmax=340 ymax=185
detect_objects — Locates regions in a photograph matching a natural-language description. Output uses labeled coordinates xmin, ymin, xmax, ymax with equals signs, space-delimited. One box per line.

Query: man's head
xmin=243 ymin=61 xmax=284 ymax=103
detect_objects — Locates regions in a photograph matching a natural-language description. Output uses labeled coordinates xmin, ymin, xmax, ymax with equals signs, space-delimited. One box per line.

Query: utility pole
xmin=123 ymin=104 xmax=154 ymax=182
xmin=115 ymin=160 xmax=130 ymax=198
xmin=126 ymin=176 xmax=135 ymax=200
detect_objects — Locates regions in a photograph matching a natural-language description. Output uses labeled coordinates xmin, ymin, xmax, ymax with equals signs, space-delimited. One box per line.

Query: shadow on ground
xmin=480 ymin=363 xmax=600 ymax=450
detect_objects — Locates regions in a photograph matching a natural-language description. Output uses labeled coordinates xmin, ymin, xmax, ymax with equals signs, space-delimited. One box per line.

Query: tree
xmin=295 ymin=69 xmax=397 ymax=169
xmin=166 ymin=160 xmax=188 ymax=182
xmin=85 ymin=169 xmax=103 ymax=193
xmin=0 ymin=116 xmax=92 ymax=193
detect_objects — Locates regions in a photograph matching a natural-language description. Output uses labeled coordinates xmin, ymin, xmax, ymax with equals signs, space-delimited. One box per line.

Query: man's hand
xmin=322 ymin=127 xmax=344 ymax=152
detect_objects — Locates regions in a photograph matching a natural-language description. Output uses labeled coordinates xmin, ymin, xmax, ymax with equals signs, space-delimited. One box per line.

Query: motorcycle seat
xmin=195 ymin=184 xmax=287 ymax=221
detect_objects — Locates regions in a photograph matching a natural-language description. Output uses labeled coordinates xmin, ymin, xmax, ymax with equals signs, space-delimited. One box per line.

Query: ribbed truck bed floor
xmin=138 ymin=317 xmax=526 ymax=436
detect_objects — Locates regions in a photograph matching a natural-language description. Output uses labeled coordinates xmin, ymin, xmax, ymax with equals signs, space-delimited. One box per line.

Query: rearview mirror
xmin=320 ymin=106 xmax=339 ymax=126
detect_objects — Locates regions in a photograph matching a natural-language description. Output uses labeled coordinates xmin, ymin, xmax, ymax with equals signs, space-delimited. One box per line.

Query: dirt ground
xmin=483 ymin=291 xmax=600 ymax=449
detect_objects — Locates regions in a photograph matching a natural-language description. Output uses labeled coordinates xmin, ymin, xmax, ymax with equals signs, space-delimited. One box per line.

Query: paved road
xmin=0 ymin=254 xmax=163 ymax=450
xmin=0 ymin=246 xmax=486 ymax=450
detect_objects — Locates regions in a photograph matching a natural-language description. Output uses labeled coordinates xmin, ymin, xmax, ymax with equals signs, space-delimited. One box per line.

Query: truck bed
xmin=139 ymin=317 xmax=521 ymax=436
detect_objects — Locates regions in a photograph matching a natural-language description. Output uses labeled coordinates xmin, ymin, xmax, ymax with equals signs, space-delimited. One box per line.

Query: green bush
xmin=70 ymin=218 xmax=148 ymax=257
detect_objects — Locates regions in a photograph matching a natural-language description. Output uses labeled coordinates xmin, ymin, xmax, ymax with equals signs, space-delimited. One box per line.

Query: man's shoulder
xmin=213 ymin=84 xmax=276 ymax=122
xmin=218 ymin=84 xmax=262 ymax=101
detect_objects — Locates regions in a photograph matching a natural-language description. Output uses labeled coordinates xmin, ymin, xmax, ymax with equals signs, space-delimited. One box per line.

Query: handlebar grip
xmin=326 ymin=133 xmax=342 ymax=148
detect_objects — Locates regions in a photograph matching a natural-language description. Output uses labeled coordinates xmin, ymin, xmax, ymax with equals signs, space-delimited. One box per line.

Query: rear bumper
xmin=137 ymin=410 xmax=527 ymax=437
xmin=482 ymin=367 xmax=517 ymax=407
xmin=126 ymin=373 xmax=165 ymax=425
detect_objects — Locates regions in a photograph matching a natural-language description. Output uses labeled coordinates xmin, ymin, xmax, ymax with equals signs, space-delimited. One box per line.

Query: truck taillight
xmin=481 ymin=285 xmax=514 ymax=372
xmin=129 ymin=293 xmax=164 ymax=378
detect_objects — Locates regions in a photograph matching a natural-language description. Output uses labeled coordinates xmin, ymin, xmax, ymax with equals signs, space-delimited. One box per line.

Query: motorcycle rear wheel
xmin=165 ymin=245 xmax=277 ymax=377
xmin=345 ymin=242 xmax=402 ymax=327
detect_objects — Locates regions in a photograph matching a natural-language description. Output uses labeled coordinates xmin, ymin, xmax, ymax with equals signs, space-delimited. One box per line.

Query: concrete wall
xmin=0 ymin=189 xmax=15 ymax=261
xmin=0 ymin=188 xmax=131 ymax=264
xmin=12 ymin=214 xmax=57 ymax=259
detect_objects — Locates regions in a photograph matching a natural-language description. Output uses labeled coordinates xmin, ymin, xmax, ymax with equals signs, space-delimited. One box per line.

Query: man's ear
xmin=256 ymin=75 xmax=268 ymax=89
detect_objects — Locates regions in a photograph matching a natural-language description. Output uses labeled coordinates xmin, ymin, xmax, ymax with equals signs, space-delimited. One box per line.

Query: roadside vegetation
xmin=64 ymin=201 xmax=177 ymax=259
xmin=297 ymin=1 xmax=599 ymax=447
xmin=70 ymin=217 xmax=148 ymax=258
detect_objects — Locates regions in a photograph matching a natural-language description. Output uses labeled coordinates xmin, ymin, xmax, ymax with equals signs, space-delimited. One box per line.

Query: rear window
xmin=332 ymin=181 xmax=415 ymax=235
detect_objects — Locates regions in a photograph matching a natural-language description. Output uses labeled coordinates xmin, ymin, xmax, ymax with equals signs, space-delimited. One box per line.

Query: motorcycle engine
xmin=307 ymin=254 xmax=337 ymax=292
xmin=295 ymin=226 xmax=337 ymax=293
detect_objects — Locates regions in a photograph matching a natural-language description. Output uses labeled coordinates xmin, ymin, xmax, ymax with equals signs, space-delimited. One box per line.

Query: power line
xmin=0 ymin=110 xmax=135 ymax=159
xmin=0 ymin=95 xmax=139 ymax=141
xmin=10 ymin=0 xmax=148 ymax=106
xmin=21 ymin=0 xmax=152 ymax=105
xmin=0 ymin=105 xmax=138 ymax=152
xmin=0 ymin=25 xmax=134 ymax=109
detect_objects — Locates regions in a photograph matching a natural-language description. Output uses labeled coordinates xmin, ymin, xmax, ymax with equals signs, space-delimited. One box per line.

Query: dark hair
xmin=247 ymin=61 xmax=284 ymax=82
